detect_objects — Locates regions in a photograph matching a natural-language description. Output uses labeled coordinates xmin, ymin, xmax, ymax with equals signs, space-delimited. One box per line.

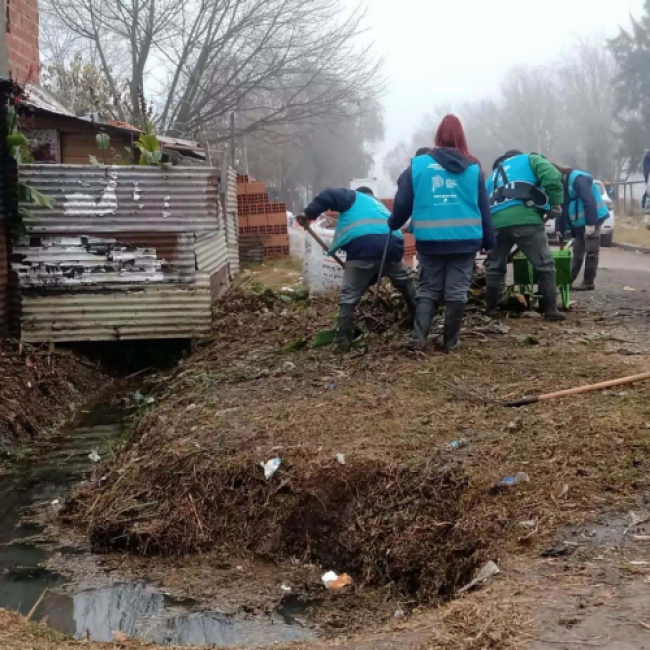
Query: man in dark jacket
xmin=297 ymin=187 xmax=416 ymax=351
xmin=556 ymin=168 xmax=610 ymax=291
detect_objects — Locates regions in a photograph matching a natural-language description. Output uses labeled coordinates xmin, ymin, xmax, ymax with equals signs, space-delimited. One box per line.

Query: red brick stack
xmin=7 ymin=0 xmax=40 ymax=82
xmin=237 ymin=177 xmax=289 ymax=259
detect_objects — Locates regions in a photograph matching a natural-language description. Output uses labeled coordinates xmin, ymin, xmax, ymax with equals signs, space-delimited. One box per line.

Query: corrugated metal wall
xmin=20 ymin=278 xmax=212 ymax=342
xmin=13 ymin=164 xmax=237 ymax=343
xmin=223 ymin=166 xmax=240 ymax=276
xmin=19 ymin=165 xmax=220 ymax=233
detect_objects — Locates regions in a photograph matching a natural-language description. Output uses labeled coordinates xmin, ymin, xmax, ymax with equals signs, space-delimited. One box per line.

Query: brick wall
xmin=7 ymin=0 xmax=39 ymax=83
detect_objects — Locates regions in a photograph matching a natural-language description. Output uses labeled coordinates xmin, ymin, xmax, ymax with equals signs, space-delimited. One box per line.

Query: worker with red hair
xmin=389 ymin=114 xmax=494 ymax=352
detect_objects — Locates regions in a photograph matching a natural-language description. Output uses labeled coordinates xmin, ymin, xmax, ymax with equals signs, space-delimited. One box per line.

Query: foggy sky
xmin=359 ymin=0 xmax=645 ymax=153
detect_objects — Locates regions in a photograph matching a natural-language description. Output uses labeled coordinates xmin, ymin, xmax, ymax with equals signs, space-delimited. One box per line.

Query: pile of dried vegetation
xmin=0 ymin=340 xmax=104 ymax=447
xmin=63 ymin=282 xmax=650 ymax=607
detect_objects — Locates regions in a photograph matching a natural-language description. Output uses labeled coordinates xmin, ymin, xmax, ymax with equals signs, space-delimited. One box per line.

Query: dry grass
xmin=62 ymin=286 xmax=650 ymax=613
xmin=616 ymin=222 xmax=650 ymax=248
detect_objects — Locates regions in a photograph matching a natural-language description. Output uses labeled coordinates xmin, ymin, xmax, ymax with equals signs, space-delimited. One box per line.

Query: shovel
xmin=303 ymin=222 xmax=346 ymax=269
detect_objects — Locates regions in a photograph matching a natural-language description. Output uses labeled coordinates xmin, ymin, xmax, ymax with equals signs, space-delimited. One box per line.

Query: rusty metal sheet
xmin=19 ymin=165 xmax=220 ymax=234
xmin=225 ymin=167 xmax=240 ymax=275
xmin=195 ymin=230 xmax=230 ymax=300
xmin=20 ymin=276 xmax=212 ymax=342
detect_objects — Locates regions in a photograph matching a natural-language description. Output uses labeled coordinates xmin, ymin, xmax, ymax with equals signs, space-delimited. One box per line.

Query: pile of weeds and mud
xmin=63 ymin=284 xmax=650 ymax=615
xmin=0 ymin=340 xmax=104 ymax=450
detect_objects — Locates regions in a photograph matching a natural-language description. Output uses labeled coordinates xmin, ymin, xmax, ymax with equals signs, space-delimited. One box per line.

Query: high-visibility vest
xmin=566 ymin=170 xmax=609 ymax=228
xmin=328 ymin=192 xmax=401 ymax=254
xmin=410 ymin=154 xmax=483 ymax=242
xmin=486 ymin=154 xmax=550 ymax=216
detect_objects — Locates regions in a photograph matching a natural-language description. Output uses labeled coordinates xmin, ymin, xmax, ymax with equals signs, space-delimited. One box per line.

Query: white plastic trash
xmin=303 ymin=218 xmax=345 ymax=295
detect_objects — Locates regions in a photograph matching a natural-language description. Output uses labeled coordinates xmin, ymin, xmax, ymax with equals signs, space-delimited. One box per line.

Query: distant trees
xmin=384 ymin=38 xmax=620 ymax=183
xmin=44 ymin=0 xmax=383 ymax=140
xmin=610 ymin=0 xmax=650 ymax=176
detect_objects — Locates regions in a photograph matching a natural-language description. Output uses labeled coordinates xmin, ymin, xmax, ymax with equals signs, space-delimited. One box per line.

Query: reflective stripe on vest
xmin=410 ymin=153 xmax=483 ymax=242
xmin=566 ymin=170 xmax=609 ymax=228
xmin=486 ymin=154 xmax=550 ymax=215
xmin=328 ymin=192 xmax=401 ymax=255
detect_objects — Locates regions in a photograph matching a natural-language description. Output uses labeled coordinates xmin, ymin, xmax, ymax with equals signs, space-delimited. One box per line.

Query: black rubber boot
xmin=400 ymin=282 xmax=418 ymax=318
xmin=576 ymin=253 xmax=598 ymax=291
xmin=485 ymin=283 xmax=500 ymax=318
xmin=539 ymin=276 xmax=567 ymax=322
xmin=337 ymin=305 xmax=355 ymax=352
xmin=443 ymin=301 xmax=466 ymax=353
xmin=573 ymin=281 xmax=595 ymax=292
xmin=412 ymin=299 xmax=438 ymax=351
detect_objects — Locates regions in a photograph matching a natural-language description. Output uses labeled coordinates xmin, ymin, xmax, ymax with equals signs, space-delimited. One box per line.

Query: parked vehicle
xmin=545 ymin=179 xmax=615 ymax=246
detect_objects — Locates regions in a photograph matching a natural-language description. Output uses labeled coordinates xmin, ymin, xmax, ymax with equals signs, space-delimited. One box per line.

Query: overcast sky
xmin=358 ymin=0 xmax=645 ymax=155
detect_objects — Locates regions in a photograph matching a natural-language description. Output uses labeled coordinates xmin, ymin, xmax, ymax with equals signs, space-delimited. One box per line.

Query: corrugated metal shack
xmin=12 ymin=164 xmax=239 ymax=343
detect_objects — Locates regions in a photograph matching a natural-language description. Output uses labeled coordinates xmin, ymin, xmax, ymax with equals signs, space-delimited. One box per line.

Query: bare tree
xmin=47 ymin=0 xmax=383 ymax=136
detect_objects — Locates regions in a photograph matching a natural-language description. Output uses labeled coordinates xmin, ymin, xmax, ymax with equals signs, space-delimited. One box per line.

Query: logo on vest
xmin=446 ymin=179 xmax=458 ymax=189
xmin=432 ymin=175 xmax=444 ymax=190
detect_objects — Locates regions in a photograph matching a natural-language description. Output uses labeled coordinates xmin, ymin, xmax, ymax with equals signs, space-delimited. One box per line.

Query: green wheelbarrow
xmin=511 ymin=244 xmax=573 ymax=310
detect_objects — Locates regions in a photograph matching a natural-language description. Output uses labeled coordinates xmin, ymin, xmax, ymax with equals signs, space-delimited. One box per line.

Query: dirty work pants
xmin=339 ymin=259 xmax=414 ymax=308
xmin=417 ymin=252 xmax=476 ymax=304
xmin=572 ymin=225 xmax=601 ymax=284
xmin=487 ymin=224 xmax=556 ymax=287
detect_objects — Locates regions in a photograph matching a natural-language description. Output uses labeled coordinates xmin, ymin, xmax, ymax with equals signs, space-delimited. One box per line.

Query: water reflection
xmin=0 ymin=395 xmax=315 ymax=647
xmin=71 ymin=582 xmax=313 ymax=646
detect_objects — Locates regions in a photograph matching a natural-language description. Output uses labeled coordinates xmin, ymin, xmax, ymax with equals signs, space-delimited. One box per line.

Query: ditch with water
xmin=0 ymin=389 xmax=315 ymax=647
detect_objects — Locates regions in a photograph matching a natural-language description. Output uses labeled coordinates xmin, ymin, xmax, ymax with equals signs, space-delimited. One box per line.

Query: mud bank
xmin=57 ymin=287 xmax=650 ymax=642
xmin=0 ymin=340 xmax=105 ymax=452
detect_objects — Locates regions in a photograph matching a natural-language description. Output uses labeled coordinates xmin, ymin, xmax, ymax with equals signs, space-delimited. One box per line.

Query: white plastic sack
xmin=288 ymin=224 xmax=306 ymax=259
xmin=303 ymin=219 xmax=346 ymax=295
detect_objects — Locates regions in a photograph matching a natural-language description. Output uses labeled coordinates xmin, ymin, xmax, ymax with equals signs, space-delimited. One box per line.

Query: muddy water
xmin=0 ymin=393 xmax=314 ymax=647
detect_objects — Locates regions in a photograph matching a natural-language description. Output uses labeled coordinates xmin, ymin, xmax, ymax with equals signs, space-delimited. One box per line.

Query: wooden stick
xmin=506 ymin=371 xmax=650 ymax=408
xmin=26 ymin=587 xmax=48 ymax=621
xmin=305 ymin=225 xmax=346 ymax=269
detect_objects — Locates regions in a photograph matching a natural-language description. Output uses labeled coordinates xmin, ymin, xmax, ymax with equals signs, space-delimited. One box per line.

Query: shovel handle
xmin=305 ymin=224 xmax=346 ymax=269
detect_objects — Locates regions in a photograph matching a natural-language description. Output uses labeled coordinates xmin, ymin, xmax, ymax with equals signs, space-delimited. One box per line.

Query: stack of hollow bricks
xmin=320 ymin=198 xmax=415 ymax=267
xmin=7 ymin=0 xmax=40 ymax=83
xmin=237 ymin=174 xmax=289 ymax=258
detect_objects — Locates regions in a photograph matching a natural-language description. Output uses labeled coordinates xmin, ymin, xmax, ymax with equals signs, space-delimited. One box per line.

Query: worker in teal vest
xmin=297 ymin=187 xmax=416 ymax=352
xmin=389 ymin=115 xmax=495 ymax=352
xmin=554 ymin=165 xmax=610 ymax=291
xmin=485 ymin=150 xmax=566 ymax=321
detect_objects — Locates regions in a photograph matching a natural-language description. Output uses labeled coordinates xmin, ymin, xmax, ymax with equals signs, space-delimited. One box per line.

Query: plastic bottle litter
xmin=499 ymin=472 xmax=530 ymax=488
xmin=458 ymin=561 xmax=500 ymax=593
xmin=448 ymin=439 xmax=469 ymax=450
xmin=321 ymin=571 xmax=353 ymax=591
xmin=260 ymin=458 xmax=282 ymax=480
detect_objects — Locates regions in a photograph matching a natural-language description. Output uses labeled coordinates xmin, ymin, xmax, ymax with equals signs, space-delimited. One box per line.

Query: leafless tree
xmin=47 ymin=0 xmax=383 ymax=136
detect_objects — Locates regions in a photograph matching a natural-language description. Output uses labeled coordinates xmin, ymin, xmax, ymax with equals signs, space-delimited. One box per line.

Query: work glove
xmin=297 ymin=214 xmax=309 ymax=228
xmin=585 ymin=225 xmax=596 ymax=237
xmin=548 ymin=205 xmax=563 ymax=220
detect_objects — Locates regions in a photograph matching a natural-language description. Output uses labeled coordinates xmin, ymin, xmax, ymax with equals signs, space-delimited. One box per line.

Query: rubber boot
xmin=336 ymin=305 xmax=355 ymax=352
xmin=485 ymin=283 xmax=500 ymax=319
xmin=574 ymin=254 xmax=598 ymax=291
xmin=412 ymin=299 xmax=438 ymax=351
xmin=400 ymin=281 xmax=418 ymax=318
xmin=539 ymin=276 xmax=567 ymax=322
xmin=443 ymin=301 xmax=466 ymax=353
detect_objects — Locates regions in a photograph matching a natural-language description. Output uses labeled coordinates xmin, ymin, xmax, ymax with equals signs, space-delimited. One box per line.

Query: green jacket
xmin=492 ymin=154 xmax=564 ymax=230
